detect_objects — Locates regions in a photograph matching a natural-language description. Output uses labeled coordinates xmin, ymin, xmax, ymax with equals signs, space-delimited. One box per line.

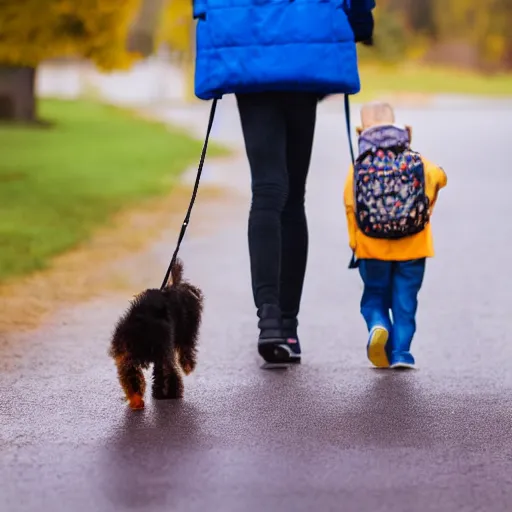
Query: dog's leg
xmin=152 ymin=357 xmax=184 ymax=400
xmin=177 ymin=344 xmax=197 ymax=376
xmin=165 ymin=359 xmax=185 ymax=398
xmin=115 ymin=355 xmax=146 ymax=410
xmin=152 ymin=362 xmax=166 ymax=400
xmin=175 ymin=302 xmax=200 ymax=375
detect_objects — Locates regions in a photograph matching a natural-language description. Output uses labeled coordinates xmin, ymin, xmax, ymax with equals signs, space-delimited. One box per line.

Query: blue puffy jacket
xmin=194 ymin=0 xmax=375 ymax=100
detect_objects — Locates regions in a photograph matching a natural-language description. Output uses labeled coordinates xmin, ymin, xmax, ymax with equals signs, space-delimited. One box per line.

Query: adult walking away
xmin=194 ymin=0 xmax=376 ymax=363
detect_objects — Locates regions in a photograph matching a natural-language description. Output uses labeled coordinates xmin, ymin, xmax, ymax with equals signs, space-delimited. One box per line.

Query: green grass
xmin=0 ymin=99 xmax=228 ymax=282
xmin=356 ymin=63 xmax=512 ymax=101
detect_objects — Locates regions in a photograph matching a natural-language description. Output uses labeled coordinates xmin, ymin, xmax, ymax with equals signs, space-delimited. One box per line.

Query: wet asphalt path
xmin=2 ymin=96 xmax=512 ymax=511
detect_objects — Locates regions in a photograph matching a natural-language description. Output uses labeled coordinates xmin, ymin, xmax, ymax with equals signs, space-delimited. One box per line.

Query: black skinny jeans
xmin=236 ymin=92 xmax=318 ymax=320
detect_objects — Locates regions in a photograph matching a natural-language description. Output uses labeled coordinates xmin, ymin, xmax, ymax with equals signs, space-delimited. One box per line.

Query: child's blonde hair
xmin=360 ymin=102 xmax=395 ymax=130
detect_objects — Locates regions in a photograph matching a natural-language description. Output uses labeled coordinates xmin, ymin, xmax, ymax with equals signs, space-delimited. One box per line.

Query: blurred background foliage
xmin=359 ymin=0 xmax=512 ymax=71
xmin=0 ymin=0 xmax=142 ymax=69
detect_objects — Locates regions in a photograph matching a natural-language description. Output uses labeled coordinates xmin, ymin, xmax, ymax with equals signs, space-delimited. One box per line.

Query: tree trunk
xmin=127 ymin=0 xmax=169 ymax=57
xmin=0 ymin=65 xmax=36 ymax=122
xmin=503 ymin=41 xmax=512 ymax=71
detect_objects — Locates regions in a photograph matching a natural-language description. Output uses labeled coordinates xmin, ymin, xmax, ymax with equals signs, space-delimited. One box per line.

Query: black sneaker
xmin=257 ymin=304 xmax=301 ymax=364
xmin=282 ymin=317 xmax=302 ymax=363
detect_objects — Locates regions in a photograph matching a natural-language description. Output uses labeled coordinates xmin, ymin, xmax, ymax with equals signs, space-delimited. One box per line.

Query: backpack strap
xmin=344 ymin=94 xmax=359 ymax=269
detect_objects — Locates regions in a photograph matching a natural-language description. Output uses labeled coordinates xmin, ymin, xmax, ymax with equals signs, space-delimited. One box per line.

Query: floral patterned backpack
xmin=353 ymin=145 xmax=430 ymax=239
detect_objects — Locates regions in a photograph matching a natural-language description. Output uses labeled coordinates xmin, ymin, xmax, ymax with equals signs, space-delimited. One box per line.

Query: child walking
xmin=344 ymin=102 xmax=447 ymax=369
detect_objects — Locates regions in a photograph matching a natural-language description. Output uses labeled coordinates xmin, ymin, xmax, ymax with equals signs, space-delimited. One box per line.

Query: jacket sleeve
xmin=347 ymin=0 xmax=375 ymax=44
xmin=343 ymin=167 xmax=357 ymax=251
xmin=349 ymin=0 xmax=376 ymax=12
xmin=423 ymin=158 xmax=447 ymax=211
xmin=193 ymin=0 xmax=207 ymax=19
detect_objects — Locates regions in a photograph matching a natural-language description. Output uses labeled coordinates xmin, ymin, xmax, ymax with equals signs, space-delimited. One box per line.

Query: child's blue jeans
xmin=358 ymin=258 xmax=426 ymax=355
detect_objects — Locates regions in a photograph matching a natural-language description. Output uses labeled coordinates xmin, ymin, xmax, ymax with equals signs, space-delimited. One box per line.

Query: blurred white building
xmin=37 ymin=50 xmax=189 ymax=106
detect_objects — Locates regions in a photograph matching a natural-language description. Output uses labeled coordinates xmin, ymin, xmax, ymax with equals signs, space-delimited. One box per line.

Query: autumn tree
xmin=157 ymin=0 xmax=193 ymax=59
xmin=429 ymin=0 xmax=512 ymax=69
xmin=128 ymin=0 xmax=169 ymax=57
xmin=0 ymin=0 xmax=142 ymax=122
xmin=370 ymin=0 xmax=512 ymax=70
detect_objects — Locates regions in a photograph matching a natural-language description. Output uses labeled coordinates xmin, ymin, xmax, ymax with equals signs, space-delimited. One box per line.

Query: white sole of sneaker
xmin=367 ymin=327 xmax=390 ymax=368
xmin=390 ymin=362 xmax=416 ymax=370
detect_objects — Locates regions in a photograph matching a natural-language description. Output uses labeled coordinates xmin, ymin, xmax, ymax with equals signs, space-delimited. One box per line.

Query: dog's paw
xmin=128 ymin=394 xmax=145 ymax=410
xmin=182 ymin=361 xmax=195 ymax=375
xmin=152 ymin=381 xmax=184 ymax=399
xmin=152 ymin=388 xmax=183 ymax=400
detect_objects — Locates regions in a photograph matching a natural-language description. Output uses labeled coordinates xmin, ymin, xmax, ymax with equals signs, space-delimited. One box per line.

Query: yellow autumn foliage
xmin=364 ymin=0 xmax=512 ymax=69
xmin=0 ymin=0 xmax=142 ymax=70
xmin=433 ymin=0 xmax=511 ymax=65
xmin=157 ymin=0 xmax=193 ymax=55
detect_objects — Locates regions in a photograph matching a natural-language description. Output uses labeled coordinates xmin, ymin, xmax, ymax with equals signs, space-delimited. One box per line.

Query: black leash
xmin=344 ymin=93 xmax=355 ymax=166
xmin=160 ymin=98 xmax=218 ymax=290
xmin=344 ymin=94 xmax=360 ymax=269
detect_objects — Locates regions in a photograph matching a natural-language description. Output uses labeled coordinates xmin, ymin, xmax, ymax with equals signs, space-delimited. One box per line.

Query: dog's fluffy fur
xmin=109 ymin=259 xmax=203 ymax=410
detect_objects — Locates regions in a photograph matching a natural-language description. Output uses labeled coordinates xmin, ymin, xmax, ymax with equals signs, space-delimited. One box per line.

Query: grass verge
xmin=356 ymin=63 xmax=512 ymax=101
xmin=0 ymin=99 xmax=228 ymax=282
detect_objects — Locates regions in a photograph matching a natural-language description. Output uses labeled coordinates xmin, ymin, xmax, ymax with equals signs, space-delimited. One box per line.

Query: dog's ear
xmin=406 ymin=125 xmax=412 ymax=143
